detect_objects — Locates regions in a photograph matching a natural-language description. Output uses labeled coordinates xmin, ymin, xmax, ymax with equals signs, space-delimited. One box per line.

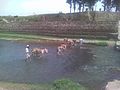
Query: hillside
xmin=0 ymin=11 xmax=120 ymax=39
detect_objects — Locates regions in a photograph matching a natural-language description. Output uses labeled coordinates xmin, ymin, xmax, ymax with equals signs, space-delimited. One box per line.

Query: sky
xmin=0 ymin=0 xmax=103 ymax=16
xmin=0 ymin=0 xmax=70 ymax=16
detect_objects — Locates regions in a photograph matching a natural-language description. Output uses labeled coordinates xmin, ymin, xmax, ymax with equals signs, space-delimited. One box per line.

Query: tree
xmin=77 ymin=0 xmax=82 ymax=12
xmin=66 ymin=0 xmax=103 ymax=12
xmin=74 ymin=0 xmax=99 ymax=12
xmin=102 ymin=0 xmax=112 ymax=11
xmin=112 ymin=0 xmax=120 ymax=12
xmin=73 ymin=0 xmax=77 ymax=12
xmin=85 ymin=0 xmax=99 ymax=11
xmin=67 ymin=0 xmax=72 ymax=13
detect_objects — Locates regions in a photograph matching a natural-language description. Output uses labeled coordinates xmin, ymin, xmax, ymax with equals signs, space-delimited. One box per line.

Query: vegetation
xmin=94 ymin=41 xmax=108 ymax=46
xmin=85 ymin=39 xmax=109 ymax=46
xmin=0 ymin=32 xmax=114 ymax=46
xmin=66 ymin=0 xmax=120 ymax=12
xmin=0 ymin=81 xmax=51 ymax=90
xmin=0 ymin=32 xmax=63 ymax=41
xmin=53 ymin=79 xmax=87 ymax=90
xmin=0 ymin=79 xmax=87 ymax=90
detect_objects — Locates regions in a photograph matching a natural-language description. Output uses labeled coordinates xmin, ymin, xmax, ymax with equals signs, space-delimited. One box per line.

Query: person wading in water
xmin=25 ymin=45 xmax=31 ymax=61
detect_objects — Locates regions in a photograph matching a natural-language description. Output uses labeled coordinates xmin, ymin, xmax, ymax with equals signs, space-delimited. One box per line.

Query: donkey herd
xmin=25 ymin=38 xmax=84 ymax=60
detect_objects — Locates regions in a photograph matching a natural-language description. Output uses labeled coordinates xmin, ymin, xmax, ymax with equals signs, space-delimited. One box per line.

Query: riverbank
xmin=0 ymin=79 xmax=88 ymax=90
xmin=0 ymin=32 xmax=116 ymax=46
xmin=0 ymin=81 xmax=51 ymax=90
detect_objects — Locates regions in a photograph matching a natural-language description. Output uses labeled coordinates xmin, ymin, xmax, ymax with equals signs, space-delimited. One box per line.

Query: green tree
xmin=53 ymin=79 xmax=88 ymax=90
xmin=102 ymin=0 xmax=112 ymax=11
xmin=82 ymin=0 xmax=86 ymax=12
xmin=85 ymin=0 xmax=99 ymax=11
xmin=76 ymin=0 xmax=82 ymax=12
xmin=73 ymin=0 xmax=77 ymax=12
xmin=67 ymin=0 xmax=72 ymax=13
xmin=112 ymin=0 xmax=120 ymax=12
xmin=66 ymin=0 xmax=100 ymax=12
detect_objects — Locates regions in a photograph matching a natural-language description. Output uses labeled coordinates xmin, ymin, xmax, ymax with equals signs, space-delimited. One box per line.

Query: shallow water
xmin=0 ymin=40 xmax=120 ymax=90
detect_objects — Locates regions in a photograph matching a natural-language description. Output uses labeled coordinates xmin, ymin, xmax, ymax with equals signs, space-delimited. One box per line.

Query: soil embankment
xmin=0 ymin=12 xmax=120 ymax=39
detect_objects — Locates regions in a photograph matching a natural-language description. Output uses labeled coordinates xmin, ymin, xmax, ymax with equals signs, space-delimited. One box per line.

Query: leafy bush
xmin=53 ymin=79 xmax=87 ymax=90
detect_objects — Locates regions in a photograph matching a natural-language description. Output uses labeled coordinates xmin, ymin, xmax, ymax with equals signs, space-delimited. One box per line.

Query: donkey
xmin=31 ymin=48 xmax=48 ymax=57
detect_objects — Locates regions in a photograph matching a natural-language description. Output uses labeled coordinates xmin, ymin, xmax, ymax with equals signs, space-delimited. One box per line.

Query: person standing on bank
xmin=25 ymin=45 xmax=31 ymax=61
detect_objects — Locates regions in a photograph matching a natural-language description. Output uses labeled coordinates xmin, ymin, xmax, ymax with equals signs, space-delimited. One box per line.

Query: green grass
xmin=94 ymin=41 xmax=108 ymax=46
xmin=85 ymin=40 xmax=108 ymax=46
xmin=84 ymin=39 xmax=115 ymax=46
xmin=0 ymin=81 xmax=52 ymax=90
xmin=0 ymin=32 xmax=63 ymax=41
xmin=0 ymin=79 xmax=88 ymax=90
xmin=53 ymin=79 xmax=88 ymax=90
xmin=0 ymin=32 xmax=115 ymax=46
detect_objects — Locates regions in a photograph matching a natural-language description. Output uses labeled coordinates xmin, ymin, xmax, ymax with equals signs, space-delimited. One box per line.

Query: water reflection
xmin=63 ymin=47 xmax=93 ymax=73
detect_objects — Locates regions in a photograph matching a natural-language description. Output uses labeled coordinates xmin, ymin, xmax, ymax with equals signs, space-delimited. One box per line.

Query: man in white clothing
xmin=25 ymin=45 xmax=31 ymax=60
xmin=79 ymin=38 xmax=84 ymax=45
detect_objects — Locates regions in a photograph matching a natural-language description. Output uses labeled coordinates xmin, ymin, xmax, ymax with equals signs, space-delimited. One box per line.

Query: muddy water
xmin=0 ymin=40 xmax=120 ymax=90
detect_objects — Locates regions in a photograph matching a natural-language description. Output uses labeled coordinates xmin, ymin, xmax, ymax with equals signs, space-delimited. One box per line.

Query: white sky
xmin=0 ymin=0 xmax=70 ymax=16
xmin=0 ymin=0 xmax=103 ymax=16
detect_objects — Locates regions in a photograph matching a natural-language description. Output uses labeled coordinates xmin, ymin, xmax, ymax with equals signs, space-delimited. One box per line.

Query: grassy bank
xmin=0 ymin=32 xmax=115 ymax=46
xmin=0 ymin=79 xmax=88 ymax=90
xmin=0 ymin=32 xmax=63 ymax=41
xmin=0 ymin=81 xmax=52 ymax=90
